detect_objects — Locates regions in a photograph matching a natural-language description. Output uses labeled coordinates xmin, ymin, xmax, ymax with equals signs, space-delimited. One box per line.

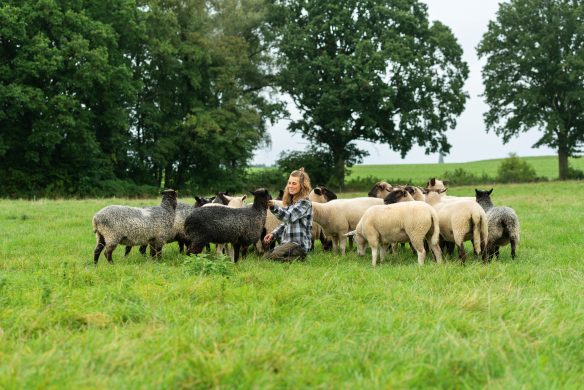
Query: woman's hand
xmin=263 ymin=233 xmax=273 ymax=246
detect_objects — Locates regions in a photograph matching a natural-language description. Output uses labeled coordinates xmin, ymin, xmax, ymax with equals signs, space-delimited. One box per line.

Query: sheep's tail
xmin=429 ymin=211 xmax=440 ymax=247
xmin=92 ymin=215 xmax=98 ymax=234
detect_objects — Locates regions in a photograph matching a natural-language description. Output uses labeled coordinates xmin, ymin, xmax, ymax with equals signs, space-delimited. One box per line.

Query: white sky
xmin=252 ymin=0 xmax=555 ymax=166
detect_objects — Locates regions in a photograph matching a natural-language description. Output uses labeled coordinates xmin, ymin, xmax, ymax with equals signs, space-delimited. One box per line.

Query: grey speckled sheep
xmin=475 ymin=189 xmax=520 ymax=260
xmin=93 ymin=189 xmax=178 ymax=264
xmin=184 ymin=188 xmax=272 ymax=262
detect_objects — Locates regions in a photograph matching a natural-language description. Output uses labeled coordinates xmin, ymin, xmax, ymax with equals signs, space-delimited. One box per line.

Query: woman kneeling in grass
xmin=263 ymin=168 xmax=313 ymax=261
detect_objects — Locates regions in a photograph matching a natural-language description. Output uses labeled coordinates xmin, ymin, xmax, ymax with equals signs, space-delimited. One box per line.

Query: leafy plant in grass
xmin=182 ymin=253 xmax=233 ymax=277
xmin=497 ymin=153 xmax=540 ymax=183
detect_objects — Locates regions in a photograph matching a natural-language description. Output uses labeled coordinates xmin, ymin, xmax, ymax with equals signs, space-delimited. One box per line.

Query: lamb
xmin=311 ymin=197 xmax=384 ymax=255
xmin=346 ymin=202 xmax=442 ymax=266
xmin=475 ymin=189 xmax=520 ymax=260
xmin=367 ymin=181 xmax=393 ymax=198
xmin=93 ymin=189 xmax=178 ymax=264
xmin=425 ymin=191 xmax=489 ymax=263
xmin=184 ymin=188 xmax=272 ymax=262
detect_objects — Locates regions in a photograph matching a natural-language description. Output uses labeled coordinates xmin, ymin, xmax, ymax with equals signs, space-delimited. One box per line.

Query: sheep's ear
xmin=430 ymin=178 xmax=436 ymax=186
xmin=242 ymin=195 xmax=247 ymax=201
xmin=223 ymin=194 xmax=233 ymax=201
xmin=421 ymin=188 xmax=429 ymax=194
xmin=474 ymin=189 xmax=480 ymax=195
xmin=488 ymin=188 xmax=493 ymax=195
xmin=443 ymin=180 xmax=450 ymax=186
xmin=195 ymin=196 xmax=201 ymax=202
xmin=249 ymin=190 xmax=255 ymax=195
xmin=314 ymin=188 xmax=322 ymax=195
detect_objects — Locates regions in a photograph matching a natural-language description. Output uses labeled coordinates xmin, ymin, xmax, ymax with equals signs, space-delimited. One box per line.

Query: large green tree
xmin=274 ymin=0 xmax=468 ymax=186
xmin=0 ymin=0 xmax=137 ymax=196
xmin=478 ymin=0 xmax=584 ymax=180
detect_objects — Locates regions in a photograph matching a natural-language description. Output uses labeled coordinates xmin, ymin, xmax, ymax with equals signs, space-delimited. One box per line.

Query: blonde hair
xmin=282 ymin=167 xmax=312 ymax=206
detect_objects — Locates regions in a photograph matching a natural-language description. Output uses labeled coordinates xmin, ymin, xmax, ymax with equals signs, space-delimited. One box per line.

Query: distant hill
xmin=347 ymin=155 xmax=584 ymax=184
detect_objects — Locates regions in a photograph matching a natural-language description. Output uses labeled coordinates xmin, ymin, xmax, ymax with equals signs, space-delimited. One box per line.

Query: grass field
xmin=1 ymin=180 xmax=584 ymax=388
xmin=346 ymin=155 xmax=584 ymax=183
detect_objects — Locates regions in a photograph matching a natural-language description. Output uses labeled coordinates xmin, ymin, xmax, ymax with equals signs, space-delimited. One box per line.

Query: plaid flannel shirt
xmin=270 ymin=198 xmax=313 ymax=253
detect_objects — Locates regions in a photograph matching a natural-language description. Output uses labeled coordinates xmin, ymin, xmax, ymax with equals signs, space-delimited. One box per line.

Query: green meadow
xmin=346 ymin=155 xmax=584 ymax=183
xmin=1 ymin=167 xmax=583 ymax=387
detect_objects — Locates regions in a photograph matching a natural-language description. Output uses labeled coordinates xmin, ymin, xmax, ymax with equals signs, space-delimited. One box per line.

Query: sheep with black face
xmin=184 ymin=188 xmax=272 ymax=262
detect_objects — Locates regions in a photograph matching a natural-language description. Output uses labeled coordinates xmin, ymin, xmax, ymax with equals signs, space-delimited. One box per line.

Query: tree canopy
xmin=274 ymin=0 xmax=469 ymax=186
xmin=478 ymin=0 xmax=584 ymax=180
xmin=0 ymin=0 xmax=282 ymax=197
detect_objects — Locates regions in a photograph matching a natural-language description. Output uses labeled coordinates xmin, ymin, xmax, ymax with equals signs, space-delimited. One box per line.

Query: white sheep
xmin=312 ymin=197 xmax=384 ymax=255
xmin=347 ymin=202 xmax=442 ymax=266
xmin=425 ymin=191 xmax=489 ymax=263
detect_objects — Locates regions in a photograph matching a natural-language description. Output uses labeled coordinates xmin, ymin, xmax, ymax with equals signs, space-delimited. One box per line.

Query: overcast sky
xmin=252 ymin=0 xmax=555 ymax=166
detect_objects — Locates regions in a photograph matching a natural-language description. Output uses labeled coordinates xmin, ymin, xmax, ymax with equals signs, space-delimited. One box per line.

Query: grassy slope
xmin=347 ymin=155 xmax=584 ymax=183
xmin=1 ymin=181 xmax=583 ymax=388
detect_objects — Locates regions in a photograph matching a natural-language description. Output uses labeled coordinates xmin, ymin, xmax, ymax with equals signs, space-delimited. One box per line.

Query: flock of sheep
xmin=92 ymin=178 xmax=520 ymax=266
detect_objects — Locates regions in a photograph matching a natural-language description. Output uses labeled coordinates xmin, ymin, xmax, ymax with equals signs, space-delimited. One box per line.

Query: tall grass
xmin=1 ymin=182 xmax=583 ymax=388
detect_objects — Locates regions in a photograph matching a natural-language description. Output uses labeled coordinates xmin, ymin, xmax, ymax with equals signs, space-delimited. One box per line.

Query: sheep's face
xmin=161 ymin=189 xmax=178 ymax=209
xmin=368 ymin=182 xmax=392 ymax=198
xmin=310 ymin=185 xmax=337 ymax=203
xmin=425 ymin=178 xmax=449 ymax=191
xmin=354 ymin=233 xmax=367 ymax=256
xmin=194 ymin=196 xmax=210 ymax=207
xmin=251 ymin=188 xmax=272 ymax=204
xmin=384 ymin=189 xmax=413 ymax=204
xmin=475 ymin=188 xmax=494 ymax=204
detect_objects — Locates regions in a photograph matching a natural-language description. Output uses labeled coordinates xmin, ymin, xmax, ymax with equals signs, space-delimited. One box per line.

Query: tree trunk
xmin=558 ymin=147 xmax=569 ymax=180
xmin=332 ymin=150 xmax=345 ymax=190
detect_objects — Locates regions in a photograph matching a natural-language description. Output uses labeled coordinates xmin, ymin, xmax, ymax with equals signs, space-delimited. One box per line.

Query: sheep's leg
xmin=410 ymin=238 xmax=426 ymax=266
xmin=510 ymin=239 xmax=517 ymax=259
xmin=348 ymin=236 xmax=354 ymax=250
xmin=495 ymin=246 xmax=500 ymax=259
xmin=178 ymin=241 xmax=185 ymax=254
xmin=105 ymin=244 xmax=117 ymax=264
xmin=94 ymin=234 xmax=106 ymax=265
xmin=232 ymin=244 xmax=241 ymax=263
xmin=339 ymin=236 xmax=347 ymax=256
xmin=331 ymin=236 xmax=339 ymax=255
xmin=124 ymin=246 xmax=132 ymax=256
xmin=379 ymin=245 xmax=387 ymax=264
xmin=216 ymin=243 xmax=225 ymax=255
xmin=428 ymin=239 xmax=443 ymax=264
xmin=371 ymin=245 xmax=379 ymax=267
xmin=139 ymin=245 xmax=147 ymax=256
xmin=457 ymin=242 xmax=466 ymax=264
